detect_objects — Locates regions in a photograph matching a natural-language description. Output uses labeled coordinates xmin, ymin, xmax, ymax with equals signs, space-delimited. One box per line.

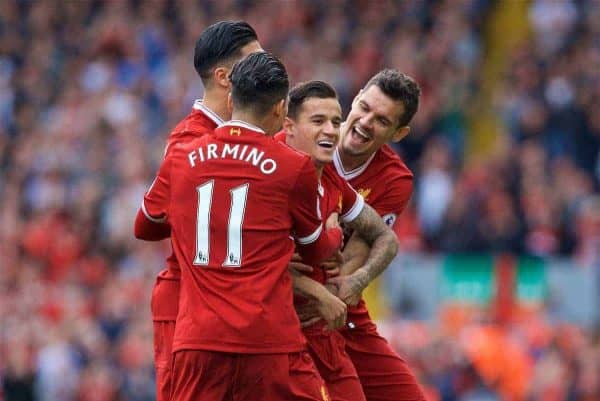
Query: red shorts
xmin=170 ymin=349 xmax=330 ymax=401
xmin=153 ymin=320 xmax=175 ymax=401
xmin=304 ymin=323 xmax=366 ymax=401
xmin=342 ymin=321 xmax=425 ymax=401
xmin=151 ymin=272 xmax=180 ymax=401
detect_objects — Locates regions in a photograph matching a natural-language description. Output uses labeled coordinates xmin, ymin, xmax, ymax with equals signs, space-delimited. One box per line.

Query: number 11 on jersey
xmin=194 ymin=180 xmax=249 ymax=267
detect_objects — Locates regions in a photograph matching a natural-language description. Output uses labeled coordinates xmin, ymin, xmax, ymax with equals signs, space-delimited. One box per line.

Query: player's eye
xmin=378 ymin=117 xmax=391 ymax=127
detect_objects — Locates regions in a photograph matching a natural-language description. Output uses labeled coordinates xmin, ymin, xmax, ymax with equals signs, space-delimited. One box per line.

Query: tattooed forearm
xmin=344 ymin=204 xmax=399 ymax=283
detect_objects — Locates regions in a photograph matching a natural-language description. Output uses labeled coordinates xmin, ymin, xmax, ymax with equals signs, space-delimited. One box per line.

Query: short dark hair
xmin=287 ymin=81 xmax=338 ymax=120
xmin=194 ymin=21 xmax=258 ymax=82
xmin=229 ymin=52 xmax=289 ymax=115
xmin=364 ymin=69 xmax=421 ymax=126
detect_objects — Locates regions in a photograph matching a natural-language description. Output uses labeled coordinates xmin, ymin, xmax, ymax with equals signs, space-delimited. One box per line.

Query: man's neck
xmin=231 ymin=111 xmax=270 ymax=134
xmin=338 ymin=148 xmax=375 ymax=172
xmin=202 ymin=91 xmax=228 ymax=122
xmin=285 ymin=137 xmax=325 ymax=178
xmin=315 ymin=164 xmax=324 ymax=179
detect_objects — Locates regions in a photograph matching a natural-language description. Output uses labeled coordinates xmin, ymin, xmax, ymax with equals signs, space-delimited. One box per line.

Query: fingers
xmin=326 ymin=303 xmax=347 ymax=330
xmin=346 ymin=293 xmax=361 ymax=307
xmin=323 ymin=266 xmax=340 ymax=278
xmin=301 ymin=316 xmax=322 ymax=328
xmin=290 ymin=253 xmax=303 ymax=262
xmin=295 ymin=301 xmax=320 ymax=322
xmin=325 ymin=212 xmax=340 ymax=230
xmin=320 ymin=251 xmax=342 ymax=277
xmin=326 ymin=276 xmax=341 ymax=286
xmin=289 ymin=261 xmax=314 ymax=274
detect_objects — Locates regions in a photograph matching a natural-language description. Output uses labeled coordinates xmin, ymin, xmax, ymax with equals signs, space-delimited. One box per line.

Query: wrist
xmin=354 ymin=268 xmax=370 ymax=291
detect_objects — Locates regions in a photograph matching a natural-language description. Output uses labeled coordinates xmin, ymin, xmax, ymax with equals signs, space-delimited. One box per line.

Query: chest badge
xmin=357 ymin=188 xmax=371 ymax=201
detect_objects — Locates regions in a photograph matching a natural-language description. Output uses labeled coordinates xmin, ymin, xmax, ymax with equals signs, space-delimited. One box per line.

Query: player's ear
xmin=391 ymin=126 xmax=410 ymax=143
xmin=283 ymin=117 xmax=295 ymax=136
xmin=213 ymin=66 xmax=230 ymax=89
xmin=227 ymin=93 xmax=233 ymax=114
xmin=274 ymin=98 xmax=286 ymax=119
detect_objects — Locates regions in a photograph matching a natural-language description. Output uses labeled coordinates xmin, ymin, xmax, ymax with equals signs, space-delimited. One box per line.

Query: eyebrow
xmin=360 ymin=99 xmax=394 ymax=126
xmin=309 ymin=113 xmax=341 ymax=120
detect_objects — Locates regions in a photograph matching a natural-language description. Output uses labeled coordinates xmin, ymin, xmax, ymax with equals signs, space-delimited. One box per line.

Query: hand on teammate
xmin=288 ymin=253 xmax=314 ymax=274
xmin=315 ymin=290 xmax=347 ymax=330
xmin=326 ymin=268 xmax=369 ymax=306
xmin=320 ymin=250 xmax=343 ymax=278
xmin=295 ymin=287 xmax=347 ymax=330
xmin=325 ymin=212 xmax=341 ymax=231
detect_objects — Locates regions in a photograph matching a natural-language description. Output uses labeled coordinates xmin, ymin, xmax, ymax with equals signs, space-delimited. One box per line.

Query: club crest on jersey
xmin=229 ymin=127 xmax=241 ymax=136
xmin=357 ymin=188 xmax=371 ymax=201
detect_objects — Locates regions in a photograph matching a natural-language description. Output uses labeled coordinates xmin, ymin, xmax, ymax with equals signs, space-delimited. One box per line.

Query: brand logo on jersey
xmin=229 ymin=127 xmax=241 ymax=136
xmin=382 ymin=213 xmax=397 ymax=227
xmin=320 ymin=385 xmax=330 ymax=401
xmin=357 ymin=188 xmax=371 ymax=201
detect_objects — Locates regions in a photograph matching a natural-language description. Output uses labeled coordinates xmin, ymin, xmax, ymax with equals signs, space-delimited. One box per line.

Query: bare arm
xmin=340 ymin=232 xmax=370 ymax=276
xmin=328 ymin=204 xmax=398 ymax=306
xmin=289 ymin=267 xmax=347 ymax=330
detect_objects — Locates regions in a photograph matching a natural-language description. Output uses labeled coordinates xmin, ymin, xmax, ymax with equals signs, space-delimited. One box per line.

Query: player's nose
xmin=322 ymin=121 xmax=338 ymax=135
xmin=359 ymin=114 xmax=374 ymax=131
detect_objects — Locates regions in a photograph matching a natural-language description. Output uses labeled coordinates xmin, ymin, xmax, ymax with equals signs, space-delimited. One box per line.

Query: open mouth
xmin=317 ymin=139 xmax=336 ymax=149
xmin=351 ymin=126 xmax=372 ymax=144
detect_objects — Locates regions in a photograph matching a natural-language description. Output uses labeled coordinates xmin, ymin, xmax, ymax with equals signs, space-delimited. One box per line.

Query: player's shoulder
xmin=273 ymin=130 xmax=286 ymax=143
xmin=272 ymin=136 xmax=311 ymax=165
xmin=169 ymin=131 xmax=213 ymax=156
xmin=375 ymin=144 xmax=414 ymax=181
xmin=164 ymin=109 xmax=216 ymax=156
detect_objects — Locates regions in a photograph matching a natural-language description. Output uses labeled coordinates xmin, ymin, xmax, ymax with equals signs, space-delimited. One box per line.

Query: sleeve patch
xmin=382 ymin=213 xmax=397 ymax=227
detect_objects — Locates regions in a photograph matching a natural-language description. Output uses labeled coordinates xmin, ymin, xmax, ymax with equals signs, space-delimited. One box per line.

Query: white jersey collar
xmin=192 ymin=99 xmax=224 ymax=125
xmin=218 ymin=120 xmax=266 ymax=135
xmin=333 ymin=147 xmax=377 ymax=180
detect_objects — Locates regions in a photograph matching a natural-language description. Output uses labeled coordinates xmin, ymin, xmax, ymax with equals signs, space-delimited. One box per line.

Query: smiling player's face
xmin=340 ymin=85 xmax=406 ymax=158
xmin=287 ymin=97 xmax=342 ymax=167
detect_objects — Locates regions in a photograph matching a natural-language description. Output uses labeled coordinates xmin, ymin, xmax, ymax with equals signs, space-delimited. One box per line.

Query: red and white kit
xmin=143 ymin=121 xmax=342 ymax=401
xmin=333 ymin=145 xmax=426 ymax=401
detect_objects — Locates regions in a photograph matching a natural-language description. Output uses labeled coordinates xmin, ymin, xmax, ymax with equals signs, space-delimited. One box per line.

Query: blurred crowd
xmin=1 ymin=0 xmax=599 ymax=400
xmin=384 ymin=317 xmax=600 ymax=401
xmin=403 ymin=0 xmax=600 ymax=265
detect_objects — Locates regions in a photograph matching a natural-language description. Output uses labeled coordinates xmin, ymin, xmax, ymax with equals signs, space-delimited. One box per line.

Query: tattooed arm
xmin=327 ymin=203 xmax=398 ymax=306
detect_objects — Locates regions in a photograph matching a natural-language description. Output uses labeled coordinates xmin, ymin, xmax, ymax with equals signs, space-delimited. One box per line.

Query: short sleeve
xmin=339 ymin=179 xmax=364 ymax=224
xmin=289 ymin=157 xmax=323 ymax=243
xmin=141 ymin=156 xmax=173 ymax=223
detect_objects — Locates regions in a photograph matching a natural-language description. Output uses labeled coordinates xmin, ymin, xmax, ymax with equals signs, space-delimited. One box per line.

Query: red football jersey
xmin=332 ymin=145 xmax=413 ymax=324
xmin=143 ymin=121 xmax=341 ymax=353
xmin=138 ymin=101 xmax=222 ymax=320
xmin=273 ymin=131 xmax=364 ymax=284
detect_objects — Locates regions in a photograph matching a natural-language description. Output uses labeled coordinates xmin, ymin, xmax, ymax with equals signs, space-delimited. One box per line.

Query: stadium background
xmin=1 ymin=0 xmax=599 ymax=400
